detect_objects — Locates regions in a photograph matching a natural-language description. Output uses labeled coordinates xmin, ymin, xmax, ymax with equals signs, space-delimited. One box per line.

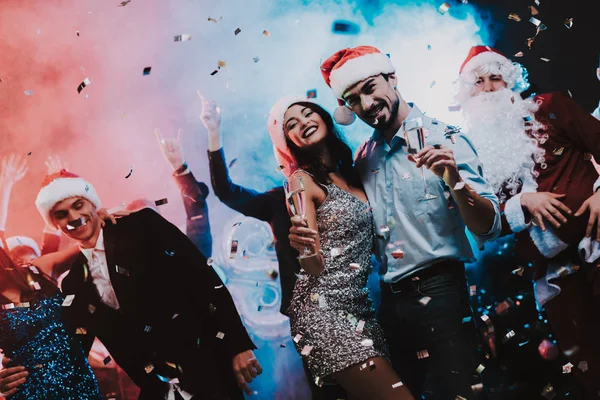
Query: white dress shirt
xmin=79 ymin=230 xmax=121 ymax=310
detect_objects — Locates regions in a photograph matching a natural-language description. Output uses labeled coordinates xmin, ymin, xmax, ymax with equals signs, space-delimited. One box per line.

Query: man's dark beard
xmin=377 ymin=97 xmax=400 ymax=130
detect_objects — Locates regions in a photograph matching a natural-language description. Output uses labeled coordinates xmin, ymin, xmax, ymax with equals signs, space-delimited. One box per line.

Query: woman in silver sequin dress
xmin=267 ymin=96 xmax=414 ymax=400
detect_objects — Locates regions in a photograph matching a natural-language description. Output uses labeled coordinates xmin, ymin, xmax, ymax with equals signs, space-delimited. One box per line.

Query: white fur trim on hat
xmin=460 ymin=51 xmax=509 ymax=76
xmin=6 ymin=236 xmax=41 ymax=257
xmin=329 ymin=52 xmax=395 ymax=98
xmin=35 ymin=177 xmax=101 ymax=228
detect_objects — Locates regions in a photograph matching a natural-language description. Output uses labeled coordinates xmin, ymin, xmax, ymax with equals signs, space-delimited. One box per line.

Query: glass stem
xmin=420 ymin=166 xmax=429 ymax=195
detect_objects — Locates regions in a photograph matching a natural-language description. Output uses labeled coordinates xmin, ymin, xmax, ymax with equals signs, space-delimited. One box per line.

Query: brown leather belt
xmin=382 ymin=260 xmax=465 ymax=294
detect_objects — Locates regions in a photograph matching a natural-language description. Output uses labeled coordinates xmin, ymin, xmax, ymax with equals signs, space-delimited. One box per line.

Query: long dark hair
xmin=284 ymin=102 xmax=362 ymax=188
xmin=0 ymin=247 xmax=56 ymax=303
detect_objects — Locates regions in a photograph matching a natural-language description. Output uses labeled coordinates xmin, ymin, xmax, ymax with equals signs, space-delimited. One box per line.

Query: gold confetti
xmin=218 ymin=60 xmax=227 ymax=68
xmin=508 ymin=13 xmax=521 ymax=22
xmin=552 ymin=147 xmax=564 ymax=156
xmin=190 ymin=215 xmax=203 ymax=220
xmin=262 ymin=30 xmax=270 ymax=36
xmin=512 ymin=266 xmax=525 ymax=276
xmin=144 ymin=363 xmax=154 ymax=374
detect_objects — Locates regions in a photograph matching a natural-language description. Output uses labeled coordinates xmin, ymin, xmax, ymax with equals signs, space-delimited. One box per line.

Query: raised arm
xmin=199 ymin=91 xmax=278 ymax=221
xmin=0 ymin=154 xmax=28 ymax=234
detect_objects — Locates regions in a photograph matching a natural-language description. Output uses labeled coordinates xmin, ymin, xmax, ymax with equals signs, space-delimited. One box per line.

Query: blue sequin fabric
xmin=287 ymin=183 xmax=390 ymax=381
xmin=0 ymin=292 xmax=103 ymax=400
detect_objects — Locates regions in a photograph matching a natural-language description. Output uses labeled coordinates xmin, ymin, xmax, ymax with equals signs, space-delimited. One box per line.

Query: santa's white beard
xmin=462 ymin=88 xmax=545 ymax=197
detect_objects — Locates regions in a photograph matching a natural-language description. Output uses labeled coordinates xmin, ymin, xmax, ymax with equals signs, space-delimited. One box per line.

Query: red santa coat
xmin=500 ymin=92 xmax=600 ymax=280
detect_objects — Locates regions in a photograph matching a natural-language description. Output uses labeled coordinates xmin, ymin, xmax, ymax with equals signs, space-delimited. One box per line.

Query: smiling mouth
xmin=366 ymin=105 xmax=384 ymax=121
xmin=302 ymin=126 xmax=318 ymax=139
xmin=67 ymin=217 xmax=87 ymax=231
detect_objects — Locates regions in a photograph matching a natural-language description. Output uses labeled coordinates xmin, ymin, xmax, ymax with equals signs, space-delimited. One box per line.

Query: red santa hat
xmin=321 ymin=46 xmax=395 ymax=125
xmin=268 ymin=95 xmax=328 ymax=177
xmin=2 ymin=236 xmax=41 ymax=257
xmin=35 ymin=169 xmax=101 ymax=228
xmin=459 ymin=45 xmax=510 ymax=75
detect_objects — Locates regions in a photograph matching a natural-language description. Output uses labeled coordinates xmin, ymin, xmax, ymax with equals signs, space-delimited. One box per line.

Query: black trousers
xmin=378 ymin=261 xmax=480 ymax=399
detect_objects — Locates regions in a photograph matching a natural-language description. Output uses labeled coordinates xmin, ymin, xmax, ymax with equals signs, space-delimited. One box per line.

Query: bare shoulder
xmin=289 ymin=170 xmax=325 ymax=200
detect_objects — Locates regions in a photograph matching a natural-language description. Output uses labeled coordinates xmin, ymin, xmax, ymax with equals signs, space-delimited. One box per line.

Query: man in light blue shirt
xmin=291 ymin=46 xmax=500 ymax=399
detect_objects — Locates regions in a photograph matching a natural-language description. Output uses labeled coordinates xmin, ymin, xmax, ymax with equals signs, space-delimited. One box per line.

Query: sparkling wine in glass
xmin=283 ymin=176 xmax=316 ymax=259
xmin=403 ymin=117 xmax=438 ymax=202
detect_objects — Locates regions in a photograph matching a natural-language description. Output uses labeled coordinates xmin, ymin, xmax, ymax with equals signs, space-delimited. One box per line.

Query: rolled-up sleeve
xmin=453 ymin=133 xmax=502 ymax=247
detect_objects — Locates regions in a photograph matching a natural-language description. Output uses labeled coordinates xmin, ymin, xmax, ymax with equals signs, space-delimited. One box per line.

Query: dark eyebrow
xmin=359 ymin=78 xmax=376 ymax=91
xmin=285 ymin=107 xmax=310 ymax=126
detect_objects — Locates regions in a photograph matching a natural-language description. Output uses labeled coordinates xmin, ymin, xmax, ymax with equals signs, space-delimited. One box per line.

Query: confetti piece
xmin=26 ymin=151 xmax=32 ymax=157
xmin=301 ymin=345 xmax=313 ymax=355
xmin=174 ymin=34 xmax=192 ymax=42
xmin=541 ymin=383 xmax=555 ymax=399
xmin=24 ymin=90 xmax=35 ymax=96
xmin=210 ymin=69 xmax=219 ymax=76
xmin=530 ymin=5 xmax=539 ymax=15
xmin=293 ymin=334 xmax=302 ymax=343
xmin=252 ymin=56 xmax=260 ymax=63
xmin=512 ymin=266 xmax=525 ymax=276
xmin=217 ymin=60 xmax=227 ymax=68
xmin=262 ymin=30 xmax=270 ymax=36
xmin=76 ymin=327 xmax=87 ymax=335
xmin=29 ymin=266 xmax=39 ymax=274
xmin=215 ymin=331 xmax=225 ymax=339
xmin=356 ymin=320 xmax=366 ymax=333
xmin=540 ymin=57 xmax=550 ymax=62
xmin=508 ymin=13 xmax=521 ymax=22
xmin=189 ymin=215 xmax=204 ymax=222
xmin=182 ymin=194 xmax=197 ymax=203
xmin=453 ymin=182 xmax=466 ymax=191
xmin=514 ymin=51 xmax=524 ymax=57
xmin=501 ymin=330 xmax=516 ymax=344
xmin=476 ymin=364 xmax=485 ymax=374
xmin=417 ymin=350 xmax=429 ymax=359
xmin=448 ymin=104 xmax=461 ymax=112
xmin=578 ymin=361 xmax=588 ymax=372
xmin=437 ymin=2 xmax=450 ymax=14
xmin=306 ymin=89 xmax=317 ymax=99
xmin=62 ymin=294 xmax=75 ymax=307
xmin=371 ymin=168 xmax=380 ymax=174
xmin=144 ymin=325 xmax=152 ymax=333
xmin=144 ymin=363 xmax=154 ymax=374
xmin=361 ymin=338 xmax=374 ymax=347
xmin=564 ymin=18 xmax=573 ymax=29
xmin=116 ymin=265 xmax=131 ymax=276
xmin=419 ymin=296 xmax=431 ymax=306
xmin=228 ymin=158 xmax=238 ymax=168
xmin=76 ymin=31 xmax=80 ymax=36
xmin=392 ymin=381 xmax=404 ymax=389
xmin=234 ymin=28 xmax=241 ymax=35
xmin=266 ymin=269 xmax=278 ymax=279
xmin=470 ymin=285 xmax=477 ymax=296
xmin=125 ymin=165 xmax=133 ymax=178
xmin=568 ymin=90 xmax=573 ymax=98
xmin=155 ymin=198 xmax=168 ymax=206
xmin=143 ymin=67 xmax=152 ymax=76
xmin=427 ymin=44 xmax=432 ymax=50
xmin=332 ymin=20 xmax=360 ymax=34
xmin=562 ymin=362 xmax=574 ymax=373
xmin=530 ymin=17 xmax=542 ymax=27
xmin=275 ymin=165 xmax=285 ymax=173
xmin=103 ymin=356 xmax=112 ymax=365
xmin=349 ymin=263 xmax=361 ymax=270
xmin=208 ymin=17 xmax=222 ymax=23
xmin=462 ymin=316 xmax=472 ymax=323
xmin=552 ymin=146 xmax=564 ymax=155
xmin=429 ymin=80 xmax=436 ymax=88
xmin=230 ymin=240 xmax=238 ymax=259
xmin=31 ymin=281 xmax=41 ymax=290
xmin=563 ymin=346 xmax=579 ymax=357
xmin=318 ymin=295 xmax=327 ymax=308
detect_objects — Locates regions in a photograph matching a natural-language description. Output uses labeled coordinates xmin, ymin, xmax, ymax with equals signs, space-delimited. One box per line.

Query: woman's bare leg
xmin=333 ymin=357 xmax=415 ymax=400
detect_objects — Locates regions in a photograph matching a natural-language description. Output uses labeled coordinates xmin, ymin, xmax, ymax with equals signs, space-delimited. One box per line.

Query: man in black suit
xmin=28 ymin=169 xmax=261 ymax=399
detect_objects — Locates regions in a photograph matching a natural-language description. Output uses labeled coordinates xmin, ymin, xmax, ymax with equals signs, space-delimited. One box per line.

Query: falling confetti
xmin=562 ymin=362 xmax=574 ymax=373
xmin=448 ymin=104 xmax=461 ymax=112
xmin=512 ymin=266 xmax=525 ymax=276
xmin=476 ymin=364 xmax=485 ymax=374
xmin=332 ymin=20 xmax=360 ymax=34
xmin=103 ymin=356 xmax=112 ymax=365
xmin=514 ymin=51 xmax=524 ymax=57
xmin=208 ymin=17 xmax=222 ymax=23
xmin=164 ymin=250 xmax=175 ymax=257
xmin=62 ymin=294 xmax=75 ymax=307
xmin=349 ymin=263 xmax=361 ymax=270
xmin=293 ymin=334 xmax=302 ymax=343
xmin=124 ymin=165 xmax=133 ymax=179
xmin=155 ymin=198 xmax=168 ymax=206
xmin=210 ymin=69 xmax=219 ymax=76
xmin=508 ymin=13 xmax=521 ymax=22
xmin=416 ymin=349 xmax=429 ymax=359
xmin=143 ymin=67 xmax=152 ymax=76
xmin=360 ymin=338 xmax=374 ymax=347
xmin=190 ymin=214 xmax=203 ymax=221
xmin=419 ymin=296 xmax=431 ymax=306
xmin=356 ymin=320 xmax=365 ymax=333
xmin=470 ymin=285 xmax=477 ymax=296
xmin=118 ymin=0 xmax=131 ymax=6
xmin=392 ymin=382 xmax=404 ymax=389
xmin=501 ymin=330 xmax=516 ymax=344
xmin=529 ymin=17 xmax=542 ymax=27
xmin=230 ymin=240 xmax=238 ymax=259
xmin=530 ymin=5 xmax=539 ymax=15
xmin=307 ymin=89 xmax=317 ymax=99
xmin=564 ymin=18 xmax=573 ymax=29
xmin=24 ymin=90 xmax=35 ymax=96
xmin=437 ymin=2 xmax=450 ymax=14
xmin=301 ymin=345 xmax=313 ymax=355
xmin=228 ymin=158 xmax=238 ymax=168
xmin=182 ymin=194 xmax=196 ymax=203
xmin=253 ymin=56 xmax=260 ymax=63
xmin=540 ymin=57 xmax=550 ymax=62
xmin=262 ymin=30 xmax=270 ymax=36
xmin=174 ymin=34 xmax=192 ymax=42
xmin=234 ymin=28 xmax=241 ymax=35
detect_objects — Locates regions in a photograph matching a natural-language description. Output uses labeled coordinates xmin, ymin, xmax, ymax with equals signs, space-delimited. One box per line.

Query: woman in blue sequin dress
xmin=267 ymin=97 xmax=415 ymax=400
xmin=0 ymin=246 xmax=103 ymax=399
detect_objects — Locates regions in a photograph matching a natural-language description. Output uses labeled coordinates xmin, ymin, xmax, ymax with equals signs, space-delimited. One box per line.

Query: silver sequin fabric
xmin=287 ymin=183 xmax=389 ymax=381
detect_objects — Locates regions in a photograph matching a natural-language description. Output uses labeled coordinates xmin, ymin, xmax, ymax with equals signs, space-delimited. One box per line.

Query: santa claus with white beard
xmin=456 ymin=45 xmax=600 ymax=398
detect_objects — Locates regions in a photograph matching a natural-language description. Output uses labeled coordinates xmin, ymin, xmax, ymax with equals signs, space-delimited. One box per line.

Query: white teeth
xmin=304 ymin=126 xmax=317 ymax=137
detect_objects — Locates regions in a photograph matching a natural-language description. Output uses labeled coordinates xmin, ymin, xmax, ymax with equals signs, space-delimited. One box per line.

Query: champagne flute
xmin=403 ymin=117 xmax=438 ymax=202
xmin=283 ymin=175 xmax=316 ymax=259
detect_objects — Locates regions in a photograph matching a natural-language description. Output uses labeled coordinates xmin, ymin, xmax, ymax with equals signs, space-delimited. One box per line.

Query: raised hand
xmin=155 ymin=128 xmax=185 ymax=171
xmin=0 ymin=356 xmax=27 ymax=398
xmin=197 ymin=90 xmax=222 ymax=151
xmin=0 ymin=154 xmax=28 ymax=185
xmin=45 ymin=155 xmax=68 ymax=175
xmin=232 ymin=350 xmax=262 ymax=396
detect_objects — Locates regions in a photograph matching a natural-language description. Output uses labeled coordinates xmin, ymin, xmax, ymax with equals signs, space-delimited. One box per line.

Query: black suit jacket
xmin=60 ymin=208 xmax=255 ymax=399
